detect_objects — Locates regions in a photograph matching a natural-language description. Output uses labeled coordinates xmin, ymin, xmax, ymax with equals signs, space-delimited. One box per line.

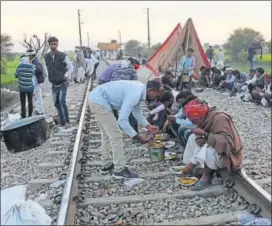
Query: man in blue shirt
xmin=176 ymin=48 xmax=196 ymax=91
xmin=88 ymin=80 xmax=161 ymax=179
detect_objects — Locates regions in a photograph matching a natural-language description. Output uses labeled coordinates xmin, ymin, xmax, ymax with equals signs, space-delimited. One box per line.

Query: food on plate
xmin=175 ymin=177 xmax=198 ymax=186
xmin=149 ymin=141 xmax=165 ymax=148
xmin=154 ymin=134 xmax=163 ymax=140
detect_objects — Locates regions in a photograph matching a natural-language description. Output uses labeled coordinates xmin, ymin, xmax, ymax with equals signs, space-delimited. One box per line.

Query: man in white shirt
xmin=91 ymin=49 xmax=100 ymax=79
xmin=215 ymin=47 xmax=225 ymax=70
xmin=88 ymin=80 xmax=161 ymax=179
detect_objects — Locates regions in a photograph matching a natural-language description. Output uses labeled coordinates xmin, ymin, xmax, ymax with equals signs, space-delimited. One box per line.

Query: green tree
xmin=214 ymin=44 xmax=220 ymax=49
xmin=224 ymin=27 xmax=265 ymax=58
xmin=203 ymin=42 xmax=209 ymax=49
xmin=150 ymin=43 xmax=162 ymax=56
xmin=1 ymin=34 xmax=14 ymax=74
xmin=124 ymin=40 xmax=142 ymax=56
xmin=265 ymin=39 xmax=271 ymax=53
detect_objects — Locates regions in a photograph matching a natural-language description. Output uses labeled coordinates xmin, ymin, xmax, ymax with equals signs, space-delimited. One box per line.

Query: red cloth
xmin=264 ymin=73 xmax=271 ymax=83
xmin=134 ymin=64 xmax=140 ymax=70
xmin=184 ymin=99 xmax=209 ymax=120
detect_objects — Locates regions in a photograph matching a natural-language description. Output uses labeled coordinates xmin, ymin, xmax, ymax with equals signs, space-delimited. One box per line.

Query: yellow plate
xmin=165 ymin=151 xmax=176 ymax=160
xmin=154 ymin=133 xmax=170 ymax=141
xmin=175 ymin=177 xmax=198 ymax=186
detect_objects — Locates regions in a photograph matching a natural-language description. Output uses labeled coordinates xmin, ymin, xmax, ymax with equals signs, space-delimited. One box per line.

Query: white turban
xmin=20 ymin=56 xmax=30 ymax=64
xmin=120 ymin=60 xmax=129 ymax=69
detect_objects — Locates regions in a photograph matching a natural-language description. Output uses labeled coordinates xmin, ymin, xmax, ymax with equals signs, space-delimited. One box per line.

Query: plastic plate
xmin=165 ymin=151 xmax=176 ymax=160
xmin=175 ymin=177 xmax=198 ymax=186
xmin=165 ymin=141 xmax=176 ymax=149
xmin=169 ymin=166 xmax=186 ymax=175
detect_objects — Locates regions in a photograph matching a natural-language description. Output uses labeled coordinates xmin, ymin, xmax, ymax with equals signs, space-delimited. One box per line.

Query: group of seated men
xmin=88 ymin=59 xmax=244 ymax=191
xmin=198 ymin=66 xmax=272 ymax=107
xmin=145 ymin=73 xmax=245 ymax=190
xmin=160 ymin=65 xmax=271 ymax=107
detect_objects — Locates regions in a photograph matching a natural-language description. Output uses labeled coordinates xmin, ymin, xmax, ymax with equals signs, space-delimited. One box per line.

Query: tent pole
xmin=185 ymin=21 xmax=191 ymax=53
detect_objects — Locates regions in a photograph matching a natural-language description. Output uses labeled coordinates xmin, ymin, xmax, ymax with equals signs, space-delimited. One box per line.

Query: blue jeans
xmin=178 ymin=126 xmax=193 ymax=149
xmin=249 ymin=60 xmax=254 ymax=69
xmin=52 ymin=82 xmax=69 ymax=125
xmin=169 ymin=123 xmax=193 ymax=149
xmin=225 ymin=82 xmax=234 ymax=91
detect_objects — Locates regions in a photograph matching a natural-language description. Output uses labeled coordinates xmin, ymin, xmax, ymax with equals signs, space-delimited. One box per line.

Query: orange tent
xmin=147 ymin=18 xmax=210 ymax=78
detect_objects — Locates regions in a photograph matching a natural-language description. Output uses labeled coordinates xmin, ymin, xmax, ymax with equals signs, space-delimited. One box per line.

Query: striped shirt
xmin=15 ymin=63 xmax=36 ymax=92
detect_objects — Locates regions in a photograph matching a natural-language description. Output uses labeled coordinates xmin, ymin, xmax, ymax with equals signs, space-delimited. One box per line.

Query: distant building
xmin=97 ymin=42 xmax=121 ymax=51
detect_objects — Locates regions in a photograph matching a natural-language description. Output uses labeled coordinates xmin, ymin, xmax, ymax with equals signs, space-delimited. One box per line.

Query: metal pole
xmin=78 ymin=9 xmax=83 ymax=49
xmin=147 ymin=8 xmax=151 ymax=58
xmin=87 ymin=32 xmax=90 ymax=48
xmin=118 ymin=30 xmax=122 ymax=51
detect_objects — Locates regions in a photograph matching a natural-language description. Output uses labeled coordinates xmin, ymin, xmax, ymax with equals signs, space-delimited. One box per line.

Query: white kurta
xmin=183 ymin=134 xmax=224 ymax=170
xmin=33 ymin=77 xmax=44 ymax=114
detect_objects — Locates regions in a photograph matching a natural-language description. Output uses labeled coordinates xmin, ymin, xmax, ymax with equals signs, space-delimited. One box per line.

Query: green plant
xmin=1 ymin=56 xmax=19 ymax=85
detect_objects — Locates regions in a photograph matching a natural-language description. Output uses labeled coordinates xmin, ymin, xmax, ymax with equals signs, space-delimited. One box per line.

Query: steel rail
xmin=57 ymin=77 xmax=92 ymax=225
xmin=220 ymin=168 xmax=271 ymax=219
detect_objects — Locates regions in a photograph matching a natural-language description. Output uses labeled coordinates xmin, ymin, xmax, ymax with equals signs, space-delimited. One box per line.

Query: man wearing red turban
xmin=180 ymin=99 xmax=243 ymax=190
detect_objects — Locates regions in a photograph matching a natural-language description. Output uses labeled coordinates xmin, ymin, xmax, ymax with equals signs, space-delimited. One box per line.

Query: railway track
xmin=51 ymin=60 xmax=271 ymax=225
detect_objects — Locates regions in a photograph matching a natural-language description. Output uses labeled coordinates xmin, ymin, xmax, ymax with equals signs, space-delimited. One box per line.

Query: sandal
xmin=190 ymin=180 xmax=211 ymax=191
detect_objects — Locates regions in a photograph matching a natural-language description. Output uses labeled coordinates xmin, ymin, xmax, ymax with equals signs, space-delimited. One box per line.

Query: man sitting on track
xmin=180 ymin=99 xmax=243 ymax=190
xmin=88 ymin=80 xmax=161 ymax=179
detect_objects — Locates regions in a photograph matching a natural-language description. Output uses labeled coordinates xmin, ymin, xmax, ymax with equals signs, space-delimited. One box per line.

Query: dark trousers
xmin=113 ymin=110 xmax=138 ymax=133
xmin=178 ymin=126 xmax=193 ymax=149
xmin=170 ymin=123 xmax=193 ymax=149
xmin=147 ymin=110 xmax=167 ymax=130
xmin=20 ymin=91 xmax=33 ymax=118
xmin=52 ymin=82 xmax=69 ymax=125
xmin=176 ymin=74 xmax=192 ymax=91
xmin=93 ymin=62 xmax=99 ymax=79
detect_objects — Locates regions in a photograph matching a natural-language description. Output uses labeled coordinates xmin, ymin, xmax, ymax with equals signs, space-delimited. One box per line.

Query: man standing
xmin=215 ymin=47 xmax=225 ymax=70
xmin=206 ymin=45 xmax=214 ymax=64
xmin=73 ymin=47 xmax=87 ymax=83
xmin=98 ymin=60 xmax=139 ymax=132
xmin=88 ymin=80 xmax=161 ymax=179
xmin=247 ymin=40 xmax=263 ymax=69
xmin=26 ymin=49 xmax=45 ymax=115
xmin=44 ymin=37 xmax=74 ymax=126
xmin=177 ymin=48 xmax=196 ymax=91
xmin=14 ymin=55 xmax=36 ymax=118
xmin=90 ymin=49 xmax=99 ymax=79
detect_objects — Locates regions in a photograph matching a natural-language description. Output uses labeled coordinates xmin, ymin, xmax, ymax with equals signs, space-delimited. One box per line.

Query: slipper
xmin=190 ymin=180 xmax=211 ymax=191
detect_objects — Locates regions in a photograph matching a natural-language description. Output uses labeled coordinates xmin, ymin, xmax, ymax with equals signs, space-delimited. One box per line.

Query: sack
xmin=182 ymin=74 xmax=190 ymax=82
xmin=1 ymin=185 xmax=51 ymax=225
xmin=2 ymin=200 xmax=51 ymax=225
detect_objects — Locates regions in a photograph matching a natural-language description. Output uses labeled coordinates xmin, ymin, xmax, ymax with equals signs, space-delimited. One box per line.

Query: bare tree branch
xmin=20 ymin=33 xmax=50 ymax=56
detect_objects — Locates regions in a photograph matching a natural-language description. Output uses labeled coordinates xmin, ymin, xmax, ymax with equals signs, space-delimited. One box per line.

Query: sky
xmin=1 ymin=1 xmax=271 ymax=52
